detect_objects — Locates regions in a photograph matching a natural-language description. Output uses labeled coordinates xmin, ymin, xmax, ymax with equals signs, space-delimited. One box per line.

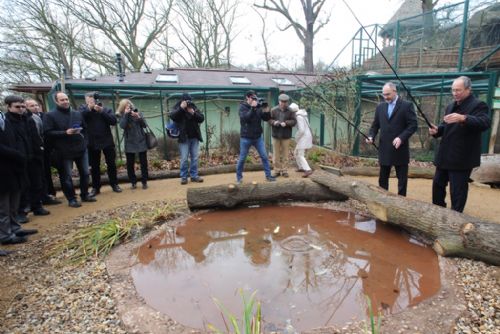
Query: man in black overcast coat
xmin=80 ymin=92 xmax=121 ymax=196
xmin=429 ymin=76 xmax=490 ymax=212
xmin=367 ymin=82 xmax=418 ymax=196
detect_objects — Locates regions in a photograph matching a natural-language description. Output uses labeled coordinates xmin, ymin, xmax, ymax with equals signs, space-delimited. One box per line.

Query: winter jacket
xmin=43 ymin=106 xmax=88 ymax=160
xmin=169 ymin=102 xmax=204 ymax=144
xmin=238 ymin=101 xmax=271 ymax=139
xmin=0 ymin=113 xmax=27 ymax=194
xmin=268 ymin=106 xmax=296 ymax=139
xmin=295 ymin=109 xmax=313 ymax=150
xmin=369 ymin=98 xmax=417 ymax=166
xmin=119 ymin=111 xmax=148 ymax=153
xmin=433 ymin=94 xmax=490 ymax=170
xmin=80 ymin=104 xmax=117 ymax=150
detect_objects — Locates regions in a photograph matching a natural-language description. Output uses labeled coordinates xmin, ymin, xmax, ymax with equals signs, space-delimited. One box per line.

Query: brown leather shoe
xmin=302 ymin=170 xmax=313 ymax=178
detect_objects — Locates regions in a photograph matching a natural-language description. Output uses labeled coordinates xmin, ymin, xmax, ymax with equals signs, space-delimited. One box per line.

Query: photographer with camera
xmin=169 ymin=93 xmax=205 ymax=185
xmin=80 ymin=92 xmax=121 ymax=196
xmin=235 ymin=90 xmax=276 ymax=184
xmin=44 ymin=92 xmax=96 ymax=208
xmin=268 ymin=93 xmax=296 ymax=178
xmin=117 ymin=99 xmax=149 ymax=189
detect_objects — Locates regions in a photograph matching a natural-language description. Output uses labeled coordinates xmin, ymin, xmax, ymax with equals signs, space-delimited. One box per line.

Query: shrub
xmin=219 ymin=131 xmax=241 ymax=155
xmin=157 ymin=136 xmax=179 ymax=160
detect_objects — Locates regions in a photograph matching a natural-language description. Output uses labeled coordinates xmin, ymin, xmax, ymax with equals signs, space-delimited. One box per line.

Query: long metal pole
xmin=341 ymin=0 xmax=433 ymax=128
xmin=457 ymin=0 xmax=470 ymax=71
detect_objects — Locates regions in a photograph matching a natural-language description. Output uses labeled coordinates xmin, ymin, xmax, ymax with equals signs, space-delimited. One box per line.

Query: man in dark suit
xmin=429 ymin=76 xmax=490 ymax=212
xmin=366 ymin=82 xmax=418 ymax=196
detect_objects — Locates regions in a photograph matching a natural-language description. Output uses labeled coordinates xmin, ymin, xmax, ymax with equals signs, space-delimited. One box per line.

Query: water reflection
xmin=131 ymin=206 xmax=440 ymax=332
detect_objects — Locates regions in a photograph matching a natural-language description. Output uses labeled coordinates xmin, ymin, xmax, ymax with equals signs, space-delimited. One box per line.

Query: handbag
xmin=145 ymin=125 xmax=158 ymax=149
xmin=166 ymin=121 xmax=180 ymax=138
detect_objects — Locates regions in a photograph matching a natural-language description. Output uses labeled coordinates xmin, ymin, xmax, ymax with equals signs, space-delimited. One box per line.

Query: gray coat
xmin=119 ymin=112 xmax=148 ymax=153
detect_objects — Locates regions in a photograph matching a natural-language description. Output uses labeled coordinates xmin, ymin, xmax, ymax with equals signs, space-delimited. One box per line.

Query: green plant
xmin=363 ymin=295 xmax=382 ymax=334
xmin=208 ymin=289 xmax=261 ymax=334
xmin=99 ymin=163 xmax=107 ymax=175
xmin=151 ymin=159 xmax=163 ymax=169
xmin=116 ymin=159 xmax=126 ymax=168
xmin=245 ymin=155 xmax=253 ymax=164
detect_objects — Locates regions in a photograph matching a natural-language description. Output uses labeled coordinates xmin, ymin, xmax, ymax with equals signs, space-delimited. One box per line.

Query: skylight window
xmin=156 ymin=74 xmax=178 ymax=83
xmin=272 ymin=78 xmax=294 ymax=86
xmin=229 ymin=76 xmax=251 ymax=85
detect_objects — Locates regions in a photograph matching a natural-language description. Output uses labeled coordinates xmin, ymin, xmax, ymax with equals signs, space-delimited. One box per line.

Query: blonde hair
xmin=117 ymin=99 xmax=133 ymax=114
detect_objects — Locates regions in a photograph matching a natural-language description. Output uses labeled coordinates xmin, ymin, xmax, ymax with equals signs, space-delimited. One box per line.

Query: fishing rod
xmin=293 ymin=73 xmax=378 ymax=150
xmin=341 ymin=0 xmax=433 ymax=128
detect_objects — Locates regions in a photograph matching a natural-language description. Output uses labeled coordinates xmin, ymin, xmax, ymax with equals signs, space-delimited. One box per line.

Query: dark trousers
xmin=0 ymin=191 xmax=22 ymax=242
xmin=379 ymin=165 xmax=409 ymax=196
xmin=19 ymin=158 xmax=45 ymax=212
xmin=89 ymin=146 xmax=118 ymax=190
xmin=432 ymin=168 xmax=472 ymax=213
xmin=43 ymin=148 xmax=56 ymax=197
xmin=126 ymin=151 xmax=148 ymax=185
xmin=58 ymin=151 xmax=90 ymax=202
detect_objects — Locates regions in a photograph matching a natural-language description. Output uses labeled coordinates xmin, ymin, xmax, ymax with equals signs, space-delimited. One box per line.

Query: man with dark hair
xmin=43 ymin=92 xmax=96 ymax=208
xmin=429 ymin=76 xmax=491 ymax=212
xmin=235 ymin=90 xmax=276 ymax=184
xmin=169 ymin=93 xmax=205 ymax=185
xmin=366 ymin=82 xmax=418 ymax=196
xmin=0 ymin=95 xmax=38 ymax=246
xmin=80 ymin=92 xmax=121 ymax=196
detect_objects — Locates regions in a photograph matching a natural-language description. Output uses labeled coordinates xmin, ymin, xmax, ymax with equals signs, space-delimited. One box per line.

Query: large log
xmin=187 ymin=179 xmax=347 ymax=210
xmin=310 ymin=170 xmax=500 ymax=265
xmin=471 ymin=154 xmax=500 ymax=185
xmin=339 ymin=166 xmax=435 ymax=179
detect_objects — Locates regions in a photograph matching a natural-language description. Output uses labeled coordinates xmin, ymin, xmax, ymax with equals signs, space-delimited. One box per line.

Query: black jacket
xmin=239 ymin=101 xmax=271 ymax=139
xmin=0 ymin=113 xmax=28 ymax=193
xmin=369 ymin=98 xmax=418 ymax=166
xmin=24 ymin=111 xmax=44 ymax=161
xmin=169 ymin=102 xmax=204 ymax=143
xmin=433 ymin=94 xmax=491 ymax=170
xmin=79 ymin=104 xmax=117 ymax=150
xmin=43 ymin=106 xmax=88 ymax=159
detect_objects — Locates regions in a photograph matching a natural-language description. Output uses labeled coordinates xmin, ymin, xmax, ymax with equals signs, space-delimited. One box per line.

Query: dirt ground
xmin=1 ymin=171 xmax=499 ymax=332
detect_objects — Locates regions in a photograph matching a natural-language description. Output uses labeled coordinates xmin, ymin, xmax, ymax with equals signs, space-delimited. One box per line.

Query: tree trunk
xmin=186 ymin=179 xmax=347 ymax=210
xmin=339 ymin=166 xmax=435 ymax=179
xmin=310 ymin=170 xmax=500 ymax=265
xmin=471 ymin=154 xmax=500 ymax=185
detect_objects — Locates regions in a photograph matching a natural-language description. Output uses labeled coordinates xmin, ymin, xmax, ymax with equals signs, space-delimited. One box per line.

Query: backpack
xmin=166 ymin=121 xmax=180 ymax=139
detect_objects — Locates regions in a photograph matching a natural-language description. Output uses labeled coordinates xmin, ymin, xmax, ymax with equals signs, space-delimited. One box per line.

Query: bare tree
xmin=172 ymin=0 xmax=238 ymax=68
xmin=253 ymin=8 xmax=273 ymax=71
xmin=56 ymin=0 xmax=174 ymax=71
xmin=0 ymin=0 xmax=107 ymax=83
xmin=254 ymin=0 xmax=330 ymax=73
xmin=421 ymin=0 xmax=439 ymax=37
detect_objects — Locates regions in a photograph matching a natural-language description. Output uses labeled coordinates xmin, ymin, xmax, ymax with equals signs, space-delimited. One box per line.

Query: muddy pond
xmin=131 ymin=206 xmax=440 ymax=332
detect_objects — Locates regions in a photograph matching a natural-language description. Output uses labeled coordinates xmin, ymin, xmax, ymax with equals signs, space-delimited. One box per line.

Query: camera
xmin=185 ymin=100 xmax=195 ymax=108
xmin=256 ymin=98 xmax=268 ymax=108
xmin=92 ymin=92 xmax=102 ymax=107
xmin=133 ymin=108 xmax=138 ymax=113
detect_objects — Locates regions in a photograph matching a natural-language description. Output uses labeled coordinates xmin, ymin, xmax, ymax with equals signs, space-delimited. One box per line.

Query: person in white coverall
xmin=290 ymin=103 xmax=313 ymax=178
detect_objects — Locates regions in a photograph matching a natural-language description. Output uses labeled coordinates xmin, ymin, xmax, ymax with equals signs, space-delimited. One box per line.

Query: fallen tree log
xmin=310 ymin=170 xmax=500 ymax=265
xmin=471 ymin=154 xmax=500 ymax=185
xmin=339 ymin=166 xmax=435 ymax=179
xmin=187 ymin=179 xmax=347 ymax=210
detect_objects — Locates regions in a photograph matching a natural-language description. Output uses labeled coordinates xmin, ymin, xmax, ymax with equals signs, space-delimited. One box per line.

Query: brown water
xmin=131 ymin=206 xmax=440 ymax=332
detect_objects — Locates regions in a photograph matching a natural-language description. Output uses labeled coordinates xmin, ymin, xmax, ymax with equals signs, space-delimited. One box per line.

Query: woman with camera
xmin=117 ymin=99 xmax=149 ymax=189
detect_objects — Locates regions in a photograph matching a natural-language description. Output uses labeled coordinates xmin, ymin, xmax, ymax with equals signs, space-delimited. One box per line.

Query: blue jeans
xmin=59 ymin=150 xmax=90 ymax=201
xmin=236 ymin=137 xmax=272 ymax=181
xmin=179 ymin=138 xmax=200 ymax=180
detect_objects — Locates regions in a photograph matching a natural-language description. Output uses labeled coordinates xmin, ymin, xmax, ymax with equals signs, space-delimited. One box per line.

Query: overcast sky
xmin=230 ymin=0 xmax=464 ymax=69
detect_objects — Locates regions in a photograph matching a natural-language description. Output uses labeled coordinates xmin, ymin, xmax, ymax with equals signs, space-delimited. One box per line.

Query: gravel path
xmin=1 ymin=172 xmax=499 ymax=333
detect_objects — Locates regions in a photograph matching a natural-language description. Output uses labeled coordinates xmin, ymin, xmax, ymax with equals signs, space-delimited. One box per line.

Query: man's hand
xmin=392 ymin=137 xmax=402 ymax=149
xmin=250 ymin=99 xmax=258 ymax=108
xmin=280 ymin=122 xmax=286 ymax=127
xmin=66 ymin=128 xmax=79 ymax=135
xmin=187 ymin=107 xmax=195 ymax=115
xmin=93 ymin=104 xmax=103 ymax=112
xmin=443 ymin=113 xmax=466 ymax=124
xmin=180 ymin=101 xmax=188 ymax=109
xmin=273 ymin=121 xmax=280 ymax=126
xmin=365 ymin=137 xmax=373 ymax=144
xmin=428 ymin=124 xmax=438 ymax=136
